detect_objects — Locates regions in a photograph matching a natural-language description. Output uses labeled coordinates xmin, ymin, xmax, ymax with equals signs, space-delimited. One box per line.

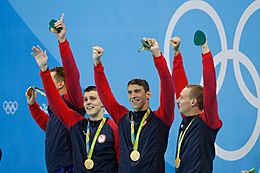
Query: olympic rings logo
xmin=164 ymin=0 xmax=260 ymax=161
xmin=3 ymin=101 xmax=18 ymax=115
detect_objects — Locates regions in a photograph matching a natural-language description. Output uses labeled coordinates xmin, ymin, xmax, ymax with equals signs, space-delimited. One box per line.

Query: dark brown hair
xmin=84 ymin=86 xmax=97 ymax=93
xmin=127 ymin=79 xmax=150 ymax=92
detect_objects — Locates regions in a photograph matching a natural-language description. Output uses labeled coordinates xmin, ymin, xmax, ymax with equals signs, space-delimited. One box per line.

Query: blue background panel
xmin=0 ymin=0 xmax=259 ymax=172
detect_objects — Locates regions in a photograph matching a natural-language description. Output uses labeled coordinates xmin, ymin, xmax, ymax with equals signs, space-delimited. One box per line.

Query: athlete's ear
xmin=101 ymin=102 xmax=105 ymax=112
xmin=190 ymin=98 xmax=197 ymax=107
xmin=58 ymin=81 xmax=65 ymax=90
xmin=146 ymin=91 xmax=151 ymax=100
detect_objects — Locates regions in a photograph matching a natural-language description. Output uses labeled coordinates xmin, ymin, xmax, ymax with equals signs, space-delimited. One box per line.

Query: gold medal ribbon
xmin=83 ymin=118 xmax=106 ymax=159
xmin=131 ymin=109 xmax=150 ymax=151
xmin=30 ymin=86 xmax=46 ymax=97
xmin=175 ymin=117 xmax=196 ymax=168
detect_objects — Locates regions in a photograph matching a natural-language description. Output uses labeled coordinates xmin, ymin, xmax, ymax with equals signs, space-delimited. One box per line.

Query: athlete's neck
xmin=89 ymin=112 xmax=104 ymax=121
xmin=185 ymin=109 xmax=203 ymax=117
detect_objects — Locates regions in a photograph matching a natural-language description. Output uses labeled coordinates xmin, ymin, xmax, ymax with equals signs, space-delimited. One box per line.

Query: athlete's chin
xmin=86 ymin=110 xmax=97 ymax=116
xmin=178 ymin=108 xmax=184 ymax=114
xmin=131 ymin=104 xmax=141 ymax=111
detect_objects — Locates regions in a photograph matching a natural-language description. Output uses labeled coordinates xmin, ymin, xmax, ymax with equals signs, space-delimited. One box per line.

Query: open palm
xmin=31 ymin=45 xmax=48 ymax=71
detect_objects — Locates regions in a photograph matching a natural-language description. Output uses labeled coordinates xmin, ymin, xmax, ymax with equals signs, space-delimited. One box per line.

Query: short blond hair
xmin=186 ymin=84 xmax=204 ymax=110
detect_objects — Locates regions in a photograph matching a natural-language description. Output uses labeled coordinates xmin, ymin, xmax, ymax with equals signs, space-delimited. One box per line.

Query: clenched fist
xmin=170 ymin=37 xmax=181 ymax=56
xmin=143 ymin=38 xmax=161 ymax=57
xmin=92 ymin=46 xmax=104 ymax=66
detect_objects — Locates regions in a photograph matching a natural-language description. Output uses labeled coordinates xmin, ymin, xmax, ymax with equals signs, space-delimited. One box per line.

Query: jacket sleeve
xmin=28 ymin=102 xmax=49 ymax=131
xmin=59 ymin=40 xmax=84 ymax=109
xmin=153 ymin=54 xmax=175 ymax=126
xmin=94 ymin=62 xmax=129 ymax=124
xmin=201 ymin=51 xmax=222 ymax=129
xmin=107 ymin=118 xmax=120 ymax=165
xmin=40 ymin=69 xmax=84 ymax=129
xmin=172 ymin=53 xmax=188 ymax=119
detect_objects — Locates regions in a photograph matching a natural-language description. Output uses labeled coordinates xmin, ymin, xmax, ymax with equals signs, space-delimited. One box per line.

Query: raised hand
xmin=170 ymin=37 xmax=181 ymax=56
xmin=92 ymin=46 xmax=104 ymax=66
xmin=31 ymin=45 xmax=48 ymax=72
xmin=53 ymin=13 xmax=66 ymax=43
xmin=201 ymin=37 xmax=209 ymax=54
xmin=144 ymin=38 xmax=161 ymax=57
xmin=25 ymin=86 xmax=37 ymax=105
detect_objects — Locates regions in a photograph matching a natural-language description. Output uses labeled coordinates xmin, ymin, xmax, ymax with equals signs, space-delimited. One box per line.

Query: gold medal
xmin=26 ymin=87 xmax=34 ymax=97
xmin=130 ymin=150 xmax=140 ymax=161
xmin=175 ymin=157 xmax=181 ymax=168
xmin=83 ymin=118 xmax=106 ymax=170
xmin=175 ymin=117 xmax=196 ymax=169
xmin=84 ymin=159 xmax=94 ymax=170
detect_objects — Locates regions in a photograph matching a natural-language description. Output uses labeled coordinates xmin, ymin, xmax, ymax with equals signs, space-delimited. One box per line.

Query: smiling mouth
xmin=131 ymin=99 xmax=140 ymax=104
xmin=86 ymin=106 xmax=94 ymax=110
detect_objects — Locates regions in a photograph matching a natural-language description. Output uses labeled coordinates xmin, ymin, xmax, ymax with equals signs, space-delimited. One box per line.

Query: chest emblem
xmin=98 ymin=134 xmax=106 ymax=143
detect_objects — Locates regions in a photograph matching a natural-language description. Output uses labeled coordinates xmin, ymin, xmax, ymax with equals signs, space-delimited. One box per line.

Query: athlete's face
xmin=128 ymin=84 xmax=151 ymax=111
xmin=84 ymin=90 xmax=104 ymax=117
xmin=177 ymin=87 xmax=192 ymax=115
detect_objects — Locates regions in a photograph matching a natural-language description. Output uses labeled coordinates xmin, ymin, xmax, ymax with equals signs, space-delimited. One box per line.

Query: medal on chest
xmin=83 ymin=118 xmax=106 ymax=170
xmin=130 ymin=109 xmax=150 ymax=162
xmin=84 ymin=159 xmax=94 ymax=170
xmin=130 ymin=150 xmax=140 ymax=161
xmin=175 ymin=117 xmax=196 ymax=168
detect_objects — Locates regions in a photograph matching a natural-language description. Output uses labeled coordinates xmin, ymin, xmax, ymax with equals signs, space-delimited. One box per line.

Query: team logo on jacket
xmin=98 ymin=134 xmax=106 ymax=143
